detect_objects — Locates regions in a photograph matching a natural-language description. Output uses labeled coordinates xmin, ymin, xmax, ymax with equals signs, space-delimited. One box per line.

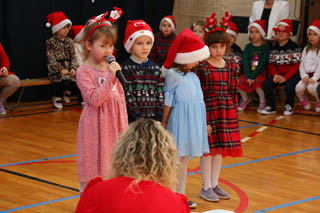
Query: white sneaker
xmin=260 ymin=106 xmax=276 ymax=115
xmin=0 ymin=102 xmax=7 ymax=115
xmin=283 ymin=104 xmax=293 ymax=116
xmin=63 ymin=90 xmax=71 ymax=103
xmin=52 ymin=96 xmax=63 ymax=109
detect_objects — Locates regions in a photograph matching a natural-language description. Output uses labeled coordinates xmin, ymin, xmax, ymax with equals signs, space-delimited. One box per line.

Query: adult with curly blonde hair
xmin=76 ymin=118 xmax=190 ymax=213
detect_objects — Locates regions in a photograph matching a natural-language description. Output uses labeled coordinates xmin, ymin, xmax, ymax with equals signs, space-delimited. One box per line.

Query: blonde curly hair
xmin=108 ymin=118 xmax=179 ymax=191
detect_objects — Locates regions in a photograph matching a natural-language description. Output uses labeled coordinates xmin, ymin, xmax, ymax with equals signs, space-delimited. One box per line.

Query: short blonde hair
xmin=108 ymin=118 xmax=179 ymax=191
xmin=81 ymin=21 xmax=117 ymax=60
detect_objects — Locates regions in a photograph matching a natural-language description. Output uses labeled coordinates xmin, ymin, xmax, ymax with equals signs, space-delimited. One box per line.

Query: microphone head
xmin=106 ymin=55 xmax=116 ymax=64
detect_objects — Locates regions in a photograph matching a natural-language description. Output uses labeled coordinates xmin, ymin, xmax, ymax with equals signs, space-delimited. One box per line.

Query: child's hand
xmin=70 ymin=69 xmax=76 ymax=77
xmin=308 ymin=79 xmax=315 ymax=84
xmin=107 ymin=61 xmax=121 ymax=76
xmin=60 ymin=69 xmax=69 ymax=76
xmin=278 ymin=76 xmax=286 ymax=84
xmin=0 ymin=67 xmax=8 ymax=77
xmin=207 ymin=125 xmax=212 ymax=136
xmin=273 ymin=75 xmax=281 ymax=83
xmin=302 ymin=76 xmax=309 ymax=83
xmin=247 ymin=79 xmax=254 ymax=85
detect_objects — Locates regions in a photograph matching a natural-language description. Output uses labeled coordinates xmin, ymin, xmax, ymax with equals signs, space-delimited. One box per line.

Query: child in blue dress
xmin=161 ymin=28 xmax=210 ymax=209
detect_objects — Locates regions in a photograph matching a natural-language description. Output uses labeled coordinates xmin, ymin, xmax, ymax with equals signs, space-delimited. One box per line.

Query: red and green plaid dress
xmin=197 ymin=59 xmax=242 ymax=157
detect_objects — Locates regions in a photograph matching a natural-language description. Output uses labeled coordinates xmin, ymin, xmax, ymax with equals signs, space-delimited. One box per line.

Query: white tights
xmin=177 ymin=156 xmax=188 ymax=194
xmin=239 ymin=87 xmax=266 ymax=104
xmin=295 ymin=81 xmax=320 ymax=102
xmin=200 ymin=154 xmax=222 ymax=190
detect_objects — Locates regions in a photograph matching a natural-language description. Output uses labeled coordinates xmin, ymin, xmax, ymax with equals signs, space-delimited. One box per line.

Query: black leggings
xmin=53 ymin=80 xmax=83 ymax=102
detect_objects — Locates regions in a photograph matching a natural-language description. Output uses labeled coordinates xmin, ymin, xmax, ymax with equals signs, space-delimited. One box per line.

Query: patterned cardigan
xmin=46 ymin=35 xmax=78 ymax=83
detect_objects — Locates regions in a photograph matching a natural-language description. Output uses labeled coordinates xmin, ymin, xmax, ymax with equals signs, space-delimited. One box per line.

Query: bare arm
xmin=161 ymin=105 xmax=172 ymax=128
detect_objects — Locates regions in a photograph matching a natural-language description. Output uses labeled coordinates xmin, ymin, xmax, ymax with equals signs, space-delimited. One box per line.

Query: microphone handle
xmin=116 ymin=70 xmax=127 ymax=86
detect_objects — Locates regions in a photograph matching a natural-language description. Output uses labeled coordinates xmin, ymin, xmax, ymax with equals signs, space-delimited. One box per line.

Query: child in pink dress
xmin=76 ymin=12 xmax=128 ymax=193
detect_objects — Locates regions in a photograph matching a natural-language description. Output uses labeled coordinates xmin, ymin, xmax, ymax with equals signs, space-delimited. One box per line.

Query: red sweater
xmin=76 ymin=176 xmax=190 ymax=213
xmin=0 ymin=42 xmax=12 ymax=74
xmin=268 ymin=39 xmax=301 ymax=80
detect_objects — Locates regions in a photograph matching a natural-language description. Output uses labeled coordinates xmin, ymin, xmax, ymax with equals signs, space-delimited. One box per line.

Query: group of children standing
xmin=30 ymin=7 xmax=320 ymax=211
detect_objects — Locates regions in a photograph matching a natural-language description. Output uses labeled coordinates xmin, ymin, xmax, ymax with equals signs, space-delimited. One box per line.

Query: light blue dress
xmin=164 ymin=68 xmax=209 ymax=157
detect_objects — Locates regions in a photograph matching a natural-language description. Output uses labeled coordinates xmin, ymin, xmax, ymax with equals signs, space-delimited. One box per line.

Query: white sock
xmin=211 ymin=154 xmax=222 ymax=188
xmin=200 ymin=156 xmax=212 ymax=190
xmin=177 ymin=156 xmax=188 ymax=194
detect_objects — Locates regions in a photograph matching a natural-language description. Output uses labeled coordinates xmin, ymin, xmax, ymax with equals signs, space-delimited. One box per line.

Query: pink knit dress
xmin=76 ymin=65 xmax=128 ymax=183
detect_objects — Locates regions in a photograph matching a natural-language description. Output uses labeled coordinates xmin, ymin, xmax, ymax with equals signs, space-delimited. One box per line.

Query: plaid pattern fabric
xmin=121 ymin=58 xmax=164 ymax=122
xmin=149 ymin=32 xmax=176 ymax=66
xmin=197 ymin=60 xmax=242 ymax=157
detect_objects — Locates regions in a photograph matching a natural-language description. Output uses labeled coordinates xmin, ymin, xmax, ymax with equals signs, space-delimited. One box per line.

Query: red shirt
xmin=76 ymin=176 xmax=190 ymax=213
xmin=0 ymin=42 xmax=12 ymax=74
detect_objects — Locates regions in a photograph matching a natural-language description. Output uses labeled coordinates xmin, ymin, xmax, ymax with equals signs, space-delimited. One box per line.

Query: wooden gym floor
xmin=0 ymin=101 xmax=319 ymax=212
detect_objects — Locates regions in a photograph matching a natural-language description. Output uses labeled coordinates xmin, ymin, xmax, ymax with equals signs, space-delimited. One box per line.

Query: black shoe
xmin=283 ymin=104 xmax=294 ymax=116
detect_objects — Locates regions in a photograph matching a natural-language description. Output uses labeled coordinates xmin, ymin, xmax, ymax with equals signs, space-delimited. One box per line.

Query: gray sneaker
xmin=200 ymin=188 xmax=219 ymax=202
xmin=213 ymin=185 xmax=230 ymax=199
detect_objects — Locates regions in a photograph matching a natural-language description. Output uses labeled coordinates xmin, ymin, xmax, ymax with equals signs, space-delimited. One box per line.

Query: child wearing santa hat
xmin=0 ymin=43 xmax=20 ymax=115
xmin=45 ymin=11 xmax=78 ymax=109
xmin=149 ymin=16 xmax=176 ymax=67
xmin=225 ymin=21 xmax=243 ymax=65
xmin=296 ymin=20 xmax=320 ymax=112
xmin=161 ymin=28 xmax=210 ymax=209
xmin=261 ymin=19 xmax=301 ymax=115
xmin=196 ymin=12 xmax=242 ymax=203
xmin=238 ymin=20 xmax=270 ymax=113
xmin=121 ymin=20 xmax=164 ymax=123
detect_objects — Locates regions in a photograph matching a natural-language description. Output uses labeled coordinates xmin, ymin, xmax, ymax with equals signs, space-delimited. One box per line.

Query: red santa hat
xmin=248 ymin=20 xmax=267 ymax=38
xmin=275 ymin=19 xmax=293 ymax=34
xmin=226 ymin=22 xmax=238 ymax=38
xmin=69 ymin=25 xmax=84 ymax=43
xmin=46 ymin=11 xmax=72 ymax=34
xmin=123 ymin=20 xmax=154 ymax=53
xmin=163 ymin=28 xmax=210 ymax=69
xmin=159 ymin=15 xmax=176 ymax=31
xmin=308 ymin=20 xmax=320 ymax=35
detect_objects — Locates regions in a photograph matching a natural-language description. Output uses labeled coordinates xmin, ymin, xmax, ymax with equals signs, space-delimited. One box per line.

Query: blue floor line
xmin=187 ymin=147 xmax=320 ymax=176
xmin=0 ymin=124 xmax=258 ymax=169
xmin=254 ymin=196 xmax=320 ymax=212
xmin=0 ymin=154 xmax=76 ymax=168
xmin=0 ymin=195 xmax=80 ymax=213
xmin=239 ymin=123 xmax=261 ymax=129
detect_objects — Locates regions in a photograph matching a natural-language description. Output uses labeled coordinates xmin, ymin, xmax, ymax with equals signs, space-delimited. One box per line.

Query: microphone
xmin=106 ymin=55 xmax=127 ymax=86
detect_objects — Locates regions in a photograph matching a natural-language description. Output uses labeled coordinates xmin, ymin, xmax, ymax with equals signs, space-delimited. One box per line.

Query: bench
xmin=12 ymin=77 xmax=52 ymax=107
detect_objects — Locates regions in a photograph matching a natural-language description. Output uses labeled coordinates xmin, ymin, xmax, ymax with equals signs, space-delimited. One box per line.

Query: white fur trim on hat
xmin=277 ymin=22 xmax=289 ymax=27
xmin=174 ymin=45 xmax=210 ymax=64
xmin=160 ymin=17 xmax=175 ymax=31
xmin=124 ymin=30 xmax=154 ymax=52
xmin=249 ymin=23 xmax=266 ymax=38
xmin=226 ymin=29 xmax=237 ymax=38
xmin=74 ymin=28 xmax=84 ymax=43
xmin=52 ymin=19 xmax=72 ymax=34
xmin=308 ymin=26 xmax=320 ymax=35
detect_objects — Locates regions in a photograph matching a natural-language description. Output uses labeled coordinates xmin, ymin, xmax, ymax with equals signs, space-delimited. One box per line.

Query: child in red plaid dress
xmin=196 ymin=12 xmax=242 ymax=202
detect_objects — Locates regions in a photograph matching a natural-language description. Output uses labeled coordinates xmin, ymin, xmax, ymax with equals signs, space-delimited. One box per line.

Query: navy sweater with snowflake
xmin=121 ymin=57 xmax=164 ymax=122
xmin=268 ymin=39 xmax=301 ymax=80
